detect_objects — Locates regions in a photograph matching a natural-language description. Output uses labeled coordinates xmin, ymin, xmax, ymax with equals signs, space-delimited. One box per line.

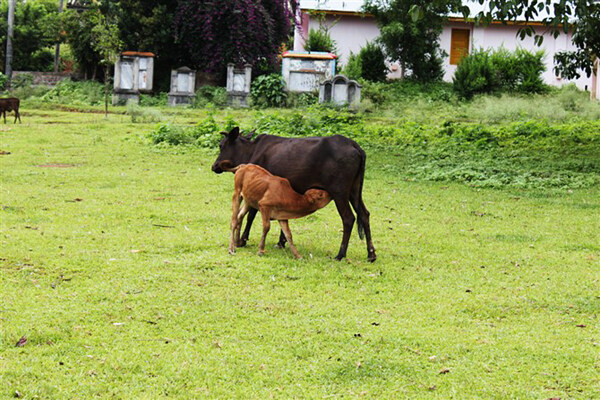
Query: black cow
xmin=0 ymin=97 xmax=21 ymax=124
xmin=212 ymin=127 xmax=376 ymax=262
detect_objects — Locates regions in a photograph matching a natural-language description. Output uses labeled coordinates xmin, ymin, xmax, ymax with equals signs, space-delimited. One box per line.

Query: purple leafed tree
xmin=175 ymin=0 xmax=297 ymax=73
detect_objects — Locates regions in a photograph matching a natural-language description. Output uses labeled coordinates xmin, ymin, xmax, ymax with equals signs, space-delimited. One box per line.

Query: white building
xmin=294 ymin=0 xmax=594 ymax=91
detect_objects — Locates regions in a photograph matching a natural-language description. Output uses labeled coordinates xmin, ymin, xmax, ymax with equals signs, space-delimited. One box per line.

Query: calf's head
xmin=305 ymin=189 xmax=332 ymax=210
xmin=211 ymin=127 xmax=252 ymax=174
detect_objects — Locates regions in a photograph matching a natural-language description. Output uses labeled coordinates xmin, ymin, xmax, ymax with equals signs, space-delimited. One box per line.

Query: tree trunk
xmin=53 ymin=0 xmax=65 ymax=73
xmin=5 ymin=0 xmax=15 ymax=87
xmin=104 ymin=65 xmax=109 ymax=118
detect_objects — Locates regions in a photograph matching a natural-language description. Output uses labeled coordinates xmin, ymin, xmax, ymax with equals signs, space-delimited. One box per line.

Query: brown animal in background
xmin=220 ymin=160 xmax=331 ymax=259
xmin=0 ymin=97 xmax=21 ymax=124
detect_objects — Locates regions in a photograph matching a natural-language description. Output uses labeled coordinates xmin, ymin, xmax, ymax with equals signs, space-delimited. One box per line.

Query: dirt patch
xmin=37 ymin=163 xmax=76 ymax=168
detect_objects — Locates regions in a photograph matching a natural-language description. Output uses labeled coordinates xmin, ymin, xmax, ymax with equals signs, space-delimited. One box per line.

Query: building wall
xmin=296 ymin=12 xmax=592 ymax=90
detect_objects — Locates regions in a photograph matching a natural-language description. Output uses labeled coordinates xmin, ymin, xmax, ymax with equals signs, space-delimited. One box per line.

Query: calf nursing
xmin=219 ymin=160 xmax=331 ymax=258
xmin=0 ymin=97 xmax=21 ymax=124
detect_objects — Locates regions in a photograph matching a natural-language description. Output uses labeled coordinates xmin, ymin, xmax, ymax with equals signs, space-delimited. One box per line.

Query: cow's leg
xmin=239 ymin=207 xmax=257 ymax=247
xmin=229 ymin=192 xmax=242 ymax=254
xmin=15 ymin=109 xmax=21 ymax=124
xmin=350 ymin=196 xmax=377 ymax=262
xmin=258 ymin=207 xmax=271 ymax=256
xmin=2 ymin=111 xmax=5 ymax=124
xmin=278 ymin=220 xmax=301 ymax=259
xmin=333 ymin=198 xmax=355 ymax=261
xmin=276 ymin=229 xmax=287 ymax=249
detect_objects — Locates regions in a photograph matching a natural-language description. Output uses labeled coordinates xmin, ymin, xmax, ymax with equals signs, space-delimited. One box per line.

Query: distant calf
xmin=0 ymin=97 xmax=21 ymax=124
xmin=220 ymin=160 xmax=331 ymax=259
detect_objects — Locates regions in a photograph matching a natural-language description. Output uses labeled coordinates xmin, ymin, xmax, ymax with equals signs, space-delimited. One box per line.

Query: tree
xmin=91 ymin=12 xmax=122 ymax=117
xmin=0 ymin=0 xmax=62 ymax=73
xmin=364 ymin=0 xmax=462 ymax=81
xmin=174 ymin=0 xmax=296 ymax=75
xmin=62 ymin=6 xmax=103 ymax=79
xmin=116 ymin=0 xmax=183 ymax=91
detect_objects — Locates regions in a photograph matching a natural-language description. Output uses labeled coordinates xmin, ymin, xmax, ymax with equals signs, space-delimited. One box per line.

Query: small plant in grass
xmin=193 ymin=86 xmax=228 ymax=108
xmin=126 ymin=100 xmax=162 ymax=123
xmin=250 ymin=74 xmax=287 ymax=108
xmin=0 ymin=72 xmax=8 ymax=90
xmin=139 ymin=92 xmax=167 ymax=107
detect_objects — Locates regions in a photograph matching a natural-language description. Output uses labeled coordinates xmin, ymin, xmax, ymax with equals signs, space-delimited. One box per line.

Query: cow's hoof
xmin=228 ymin=249 xmax=236 ymax=255
xmin=258 ymin=250 xmax=266 ymax=256
xmin=276 ymin=243 xmax=286 ymax=249
xmin=368 ymin=252 xmax=377 ymax=263
xmin=237 ymin=240 xmax=247 ymax=247
xmin=334 ymin=254 xmax=345 ymax=261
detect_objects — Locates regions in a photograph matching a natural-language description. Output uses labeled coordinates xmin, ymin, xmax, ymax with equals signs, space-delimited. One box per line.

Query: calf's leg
xmin=258 ymin=207 xmax=271 ymax=256
xmin=278 ymin=220 xmax=301 ymax=259
xmin=229 ymin=192 xmax=242 ymax=254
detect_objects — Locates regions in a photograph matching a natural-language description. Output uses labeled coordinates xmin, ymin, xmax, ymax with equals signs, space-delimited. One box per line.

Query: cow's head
xmin=211 ymin=127 xmax=253 ymax=174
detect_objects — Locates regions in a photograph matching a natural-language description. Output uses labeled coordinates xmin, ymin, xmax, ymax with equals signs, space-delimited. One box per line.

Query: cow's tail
xmin=219 ymin=160 xmax=242 ymax=173
xmin=351 ymin=143 xmax=367 ymax=241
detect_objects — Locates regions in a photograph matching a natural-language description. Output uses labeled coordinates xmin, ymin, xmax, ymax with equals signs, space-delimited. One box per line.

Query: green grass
xmin=1 ymin=108 xmax=599 ymax=398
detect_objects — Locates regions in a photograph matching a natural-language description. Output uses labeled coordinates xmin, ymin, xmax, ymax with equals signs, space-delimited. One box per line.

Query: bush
xmin=149 ymin=113 xmax=240 ymax=148
xmin=453 ymin=48 xmax=496 ymax=99
xmin=515 ymin=49 xmax=547 ymax=94
xmin=343 ymin=52 xmax=362 ymax=81
xmin=250 ymin=74 xmax=287 ymax=108
xmin=40 ymin=79 xmax=105 ymax=105
xmin=286 ymin=91 xmax=319 ymax=108
xmin=359 ymin=42 xmax=387 ymax=82
xmin=304 ymin=28 xmax=337 ymax=53
xmin=0 ymin=72 xmax=8 ymax=91
xmin=193 ymin=86 xmax=228 ymax=108
xmin=139 ymin=92 xmax=167 ymax=107
xmin=454 ymin=48 xmax=547 ymax=98
xmin=126 ymin=101 xmax=162 ymax=123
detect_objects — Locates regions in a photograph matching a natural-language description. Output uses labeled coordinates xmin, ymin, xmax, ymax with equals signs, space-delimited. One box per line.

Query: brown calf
xmin=0 ymin=97 xmax=21 ymax=124
xmin=219 ymin=160 xmax=331 ymax=259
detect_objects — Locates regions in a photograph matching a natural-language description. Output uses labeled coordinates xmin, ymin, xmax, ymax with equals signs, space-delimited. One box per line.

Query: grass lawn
xmin=1 ymin=108 xmax=599 ymax=398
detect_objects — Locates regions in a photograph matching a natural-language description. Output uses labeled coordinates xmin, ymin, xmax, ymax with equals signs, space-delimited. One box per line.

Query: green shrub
xmin=250 ymin=74 xmax=287 ymax=108
xmin=360 ymin=42 xmax=387 ymax=82
xmin=0 ymin=72 xmax=7 ymax=91
xmin=454 ymin=48 xmax=548 ymax=98
xmin=139 ymin=92 xmax=167 ymax=107
xmin=149 ymin=113 xmax=239 ymax=148
xmin=304 ymin=28 xmax=337 ymax=53
xmin=11 ymin=74 xmax=34 ymax=89
xmin=286 ymin=91 xmax=319 ymax=108
xmin=343 ymin=52 xmax=362 ymax=81
xmin=193 ymin=86 xmax=228 ymax=108
xmin=126 ymin=101 xmax=162 ymax=123
xmin=453 ymin=48 xmax=496 ymax=99
xmin=149 ymin=124 xmax=192 ymax=146
xmin=39 ymin=79 xmax=105 ymax=105
xmin=515 ymin=49 xmax=547 ymax=94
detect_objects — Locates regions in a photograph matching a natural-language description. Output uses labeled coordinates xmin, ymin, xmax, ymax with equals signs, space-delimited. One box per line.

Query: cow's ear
xmin=228 ymin=127 xmax=240 ymax=141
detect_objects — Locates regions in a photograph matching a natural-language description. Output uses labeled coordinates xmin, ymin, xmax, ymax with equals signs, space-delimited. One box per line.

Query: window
xmin=450 ymin=29 xmax=470 ymax=65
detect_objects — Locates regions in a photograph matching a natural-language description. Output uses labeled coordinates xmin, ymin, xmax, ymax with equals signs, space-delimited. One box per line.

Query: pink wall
xmin=441 ymin=22 xmax=590 ymax=90
xmin=295 ymin=12 xmax=592 ymax=90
